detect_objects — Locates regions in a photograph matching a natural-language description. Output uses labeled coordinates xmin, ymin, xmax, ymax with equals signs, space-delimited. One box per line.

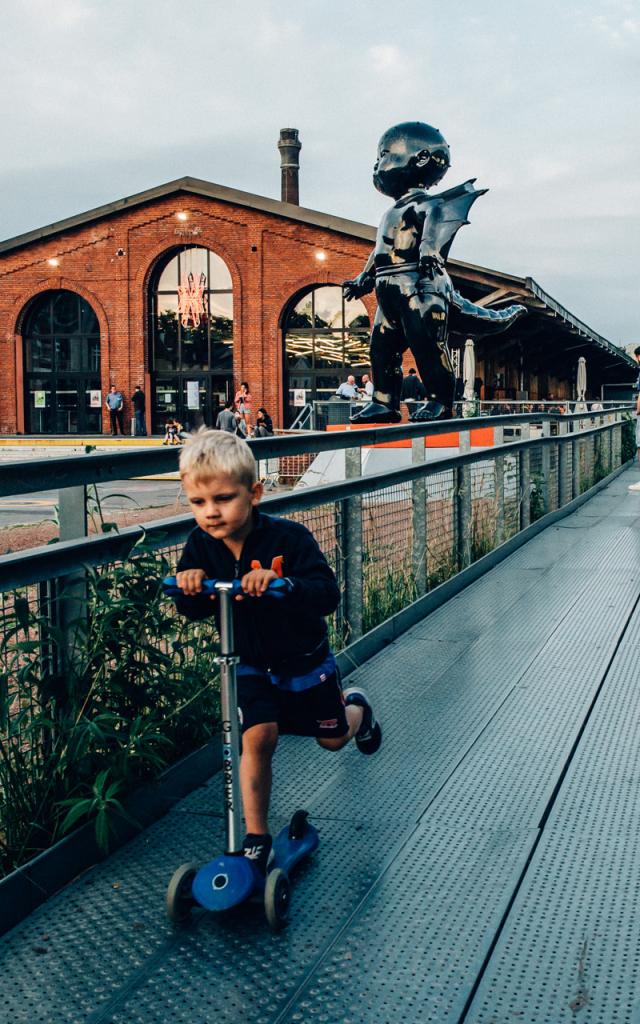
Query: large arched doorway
xmin=149 ymin=246 xmax=234 ymax=432
xmin=23 ymin=290 xmax=101 ymax=434
xmin=282 ymin=285 xmax=370 ymax=425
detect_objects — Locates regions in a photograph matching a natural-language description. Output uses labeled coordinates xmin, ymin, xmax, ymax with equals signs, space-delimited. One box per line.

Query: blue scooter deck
xmin=191 ymin=821 xmax=319 ymax=913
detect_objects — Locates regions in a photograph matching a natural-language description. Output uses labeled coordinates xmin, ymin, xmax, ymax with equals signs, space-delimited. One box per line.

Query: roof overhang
xmin=0 ymin=174 xmax=634 ymax=373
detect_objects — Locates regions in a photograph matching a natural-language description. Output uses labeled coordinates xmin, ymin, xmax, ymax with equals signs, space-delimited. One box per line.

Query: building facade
xmin=0 ymin=173 xmax=634 ymax=436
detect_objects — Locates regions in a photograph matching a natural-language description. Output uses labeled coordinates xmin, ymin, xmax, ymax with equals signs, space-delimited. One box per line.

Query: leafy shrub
xmin=0 ymin=538 xmax=219 ymax=876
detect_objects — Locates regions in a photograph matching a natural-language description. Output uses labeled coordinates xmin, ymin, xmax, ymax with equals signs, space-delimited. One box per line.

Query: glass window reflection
xmin=151 ymin=246 xmax=233 ymax=374
xmin=283 ymin=286 xmax=370 ymax=424
xmin=22 ymin=291 xmax=101 ymax=434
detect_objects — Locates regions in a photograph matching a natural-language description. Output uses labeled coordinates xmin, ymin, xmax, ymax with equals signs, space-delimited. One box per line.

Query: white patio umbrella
xmin=462 ymin=337 xmax=477 ymax=416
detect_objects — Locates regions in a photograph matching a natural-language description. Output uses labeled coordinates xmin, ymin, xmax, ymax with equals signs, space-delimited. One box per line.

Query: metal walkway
xmin=3 ymin=466 xmax=640 ymax=1023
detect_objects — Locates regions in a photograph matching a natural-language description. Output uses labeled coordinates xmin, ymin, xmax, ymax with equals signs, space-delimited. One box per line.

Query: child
xmin=172 ymin=429 xmax=381 ymax=874
xmin=163 ymin=417 xmax=183 ymax=445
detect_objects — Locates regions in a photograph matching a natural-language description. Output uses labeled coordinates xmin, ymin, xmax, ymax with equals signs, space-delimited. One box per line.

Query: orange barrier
xmin=326 ymin=424 xmax=494 ymax=448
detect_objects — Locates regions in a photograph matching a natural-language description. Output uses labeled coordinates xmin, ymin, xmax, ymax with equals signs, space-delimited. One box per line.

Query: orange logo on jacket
xmin=250 ymin=555 xmax=284 ymax=577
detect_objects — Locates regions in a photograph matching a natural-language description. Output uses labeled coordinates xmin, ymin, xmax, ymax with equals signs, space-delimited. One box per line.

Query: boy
xmin=172 ymin=429 xmax=381 ymax=874
xmin=162 ymin=416 xmax=183 ymax=445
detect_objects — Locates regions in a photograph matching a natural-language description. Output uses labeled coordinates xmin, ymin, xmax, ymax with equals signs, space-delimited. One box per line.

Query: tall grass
xmin=0 ymin=538 xmax=219 ymax=876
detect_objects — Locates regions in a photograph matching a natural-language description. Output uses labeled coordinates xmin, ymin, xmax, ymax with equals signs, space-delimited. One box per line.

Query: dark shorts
xmin=237 ymin=667 xmax=348 ymax=738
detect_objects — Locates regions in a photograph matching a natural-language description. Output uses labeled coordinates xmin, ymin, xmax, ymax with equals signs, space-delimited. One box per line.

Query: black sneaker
xmin=242 ymin=833 xmax=273 ymax=875
xmin=343 ymin=687 xmax=382 ymax=755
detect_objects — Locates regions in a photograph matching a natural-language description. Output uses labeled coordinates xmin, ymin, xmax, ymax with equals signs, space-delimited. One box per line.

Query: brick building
xmin=0 ymin=131 xmax=634 ymax=435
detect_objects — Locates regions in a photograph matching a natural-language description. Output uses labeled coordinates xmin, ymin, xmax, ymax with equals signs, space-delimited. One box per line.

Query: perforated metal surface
xmin=1 ymin=466 xmax=640 ymax=1024
xmin=465 ymin=646 xmax=640 ymax=1024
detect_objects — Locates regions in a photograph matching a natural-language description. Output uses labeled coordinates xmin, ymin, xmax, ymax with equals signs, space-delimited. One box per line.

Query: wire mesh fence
xmin=0 ymin=415 xmax=631 ymax=875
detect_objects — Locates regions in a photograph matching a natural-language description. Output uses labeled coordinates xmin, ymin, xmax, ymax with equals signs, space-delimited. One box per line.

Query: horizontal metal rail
xmin=0 ymin=408 xmax=630 ymax=498
xmin=0 ymin=417 xmax=625 ymax=594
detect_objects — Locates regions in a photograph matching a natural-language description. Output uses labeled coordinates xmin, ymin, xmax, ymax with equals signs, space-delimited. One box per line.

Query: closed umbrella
xmin=462 ymin=338 xmax=477 ymax=416
xmin=576 ymin=356 xmax=587 ymax=412
xmin=576 ymin=357 xmax=587 ymax=401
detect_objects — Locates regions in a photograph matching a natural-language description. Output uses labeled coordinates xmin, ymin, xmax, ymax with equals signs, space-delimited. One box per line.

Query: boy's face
xmin=182 ymin=471 xmax=263 ymax=549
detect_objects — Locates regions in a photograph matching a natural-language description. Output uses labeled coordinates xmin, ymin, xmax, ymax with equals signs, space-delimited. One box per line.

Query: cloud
xmin=591 ymin=5 xmax=640 ymax=45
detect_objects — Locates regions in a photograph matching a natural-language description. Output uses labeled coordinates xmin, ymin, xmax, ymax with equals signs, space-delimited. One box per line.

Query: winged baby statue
xmin=343 ymin=121 xmax=527 ymax=422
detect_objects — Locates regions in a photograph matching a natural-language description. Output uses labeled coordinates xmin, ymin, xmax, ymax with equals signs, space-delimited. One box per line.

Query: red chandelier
xmin=177 ymin=272 xmax=207 ymax=328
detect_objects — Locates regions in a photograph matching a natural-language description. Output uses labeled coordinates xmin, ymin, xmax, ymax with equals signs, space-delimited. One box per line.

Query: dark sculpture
xmin=343 ymin=122 xmax=527 ymax=422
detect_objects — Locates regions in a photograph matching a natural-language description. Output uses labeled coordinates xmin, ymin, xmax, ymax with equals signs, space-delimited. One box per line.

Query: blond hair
xmin=179 ymin=428 xmax=257 ymax=487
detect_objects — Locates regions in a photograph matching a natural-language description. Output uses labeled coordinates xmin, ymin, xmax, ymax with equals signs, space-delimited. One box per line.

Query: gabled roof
xmin=0 ymin=176 xmax=379 ymax=256
xmin=0 ymin=175 xmax=634 ymax=371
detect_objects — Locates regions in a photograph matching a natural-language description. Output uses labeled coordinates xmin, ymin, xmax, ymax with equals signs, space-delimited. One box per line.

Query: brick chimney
xmin=278 ymin=128 xmax=301 ymax=205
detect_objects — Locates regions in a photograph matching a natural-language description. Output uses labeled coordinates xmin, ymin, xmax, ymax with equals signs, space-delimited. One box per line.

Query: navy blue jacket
xmin=174 ymin=511 xmax=340 ymax=672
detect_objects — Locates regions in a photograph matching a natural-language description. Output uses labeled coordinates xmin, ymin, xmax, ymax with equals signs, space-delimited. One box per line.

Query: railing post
xmin=456 ymin=459 xmax=472 ymax=570
xmin=53 ymin=486 xmax=90 ymax=708
xmin=572 ymin=436 xmax=581 ymax=498
xmin=342 ymin=446 xmax=363 ymax=643
xmin=411 ymin=436 xmax=427 ymax=597
xmin=540 ymin=420 xmax=551 ymax=515
xmin=613 ymin=420 xmax=622 ymax=467
xmin=492 ymin=423 xmax=505 ymax=545
xmin=58 ymin=485 xmax=88 ymax=541
xmin=519 ymin=424 xmax=531 ymax=531
xmin=558 ymin=428 xmax=571 ymax=507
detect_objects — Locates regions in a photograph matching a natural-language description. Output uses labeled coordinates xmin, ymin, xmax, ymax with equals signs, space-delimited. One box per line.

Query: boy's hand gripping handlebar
xmin=162 ymin=576 xmax=292 ymax=598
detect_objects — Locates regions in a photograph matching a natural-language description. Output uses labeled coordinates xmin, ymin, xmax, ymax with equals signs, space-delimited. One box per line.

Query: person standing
xmin=335 ymin=375 xmax=358 ymax=399
xmin=636 ymin=387 xmax=640 ymax=466
xmin=131 ymin=385 xmax=146 ymax=436
xmin=106 ymin=385 xmax=124 ymax=436
xmin=216 ymin=399 xmax=238 ymax=434
xmin=401 ymin=368 xmax=426 ymax=403
xmin=234 ymin=381 xmax=252 ymax=424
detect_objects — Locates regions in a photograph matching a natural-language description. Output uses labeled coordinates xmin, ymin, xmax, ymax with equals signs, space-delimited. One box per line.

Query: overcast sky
xmin=1 ymin=0 xmax=638 ymax=347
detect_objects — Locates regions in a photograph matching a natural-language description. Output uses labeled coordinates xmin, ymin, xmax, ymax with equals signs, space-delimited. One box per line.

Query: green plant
xmin=0 ymin=538 xmax=220 ymax=876
xmin=362 ymin=560 xmax=418 ymax=634
xmin=529 ymin=472 xmax=545 ymax=522
xmin=470 ymin=512 xmax=497 ymax=561
xmin=621 ymin=415 xmax=636 ymax=464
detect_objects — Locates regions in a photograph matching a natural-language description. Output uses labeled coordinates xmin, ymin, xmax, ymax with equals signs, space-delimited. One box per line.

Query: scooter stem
xmin=215 ymin=583 xmax=243 ymax=854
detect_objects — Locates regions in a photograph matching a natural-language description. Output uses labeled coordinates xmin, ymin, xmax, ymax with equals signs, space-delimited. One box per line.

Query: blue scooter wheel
xmin=166 ymin=862 xmax=197 ymax=922
xmin=264 ymin=867 xmax=291 ymax=930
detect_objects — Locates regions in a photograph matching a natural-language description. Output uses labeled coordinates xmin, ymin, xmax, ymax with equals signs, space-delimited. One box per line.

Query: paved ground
xmin=2 ymin=465 xmax=640 ymax=1022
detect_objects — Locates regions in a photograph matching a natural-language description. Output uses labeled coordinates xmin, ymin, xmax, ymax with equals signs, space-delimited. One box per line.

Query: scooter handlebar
xmin=162 ymin=576 xmax=292 ymax=599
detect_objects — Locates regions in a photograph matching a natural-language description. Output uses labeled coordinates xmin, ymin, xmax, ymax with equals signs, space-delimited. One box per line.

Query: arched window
xmin=283 ymin=285 xmax=370 ymax=425
xmin=23 ymin=290 xmax=101 ymax=433
xmin=149 ymin=246 xmax=233 ymax=432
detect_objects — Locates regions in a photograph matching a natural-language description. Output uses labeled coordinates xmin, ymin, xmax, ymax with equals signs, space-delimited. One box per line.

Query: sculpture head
xmin=373 ymin=122 xmax=450 ymax=198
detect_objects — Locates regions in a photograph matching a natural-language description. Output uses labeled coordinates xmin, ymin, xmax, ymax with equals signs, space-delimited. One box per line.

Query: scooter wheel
xmin=166 ymin=862 xmax=197 ymax=922
xmin=288 ymin=809 xmax=309 ymax=841
xmin=264 ymin=868 xmax=291 ymax=930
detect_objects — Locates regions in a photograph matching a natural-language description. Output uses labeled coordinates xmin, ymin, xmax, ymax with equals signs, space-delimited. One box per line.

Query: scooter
xmin=162 ymin=576 xmax=319 ymax=930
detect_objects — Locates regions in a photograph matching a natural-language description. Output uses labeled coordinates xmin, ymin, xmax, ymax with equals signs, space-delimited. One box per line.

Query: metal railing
xmin=0 ymin=406 xmax=631 ymax=614
xmin=0 ymin=407 xmax=632 ymax=875
xmin=288 ymin=398 xmax=627 ymax=432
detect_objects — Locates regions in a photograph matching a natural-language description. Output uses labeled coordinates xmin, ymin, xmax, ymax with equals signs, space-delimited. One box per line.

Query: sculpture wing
xmin=433 ymin=179 xmax=488 ymax=261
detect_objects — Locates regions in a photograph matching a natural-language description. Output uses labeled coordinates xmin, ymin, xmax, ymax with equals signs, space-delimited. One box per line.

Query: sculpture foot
xmin=350 ymin=401 xmax=401 ymax=425
xmin=409 ymin=400 xmax=449 ymax=422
